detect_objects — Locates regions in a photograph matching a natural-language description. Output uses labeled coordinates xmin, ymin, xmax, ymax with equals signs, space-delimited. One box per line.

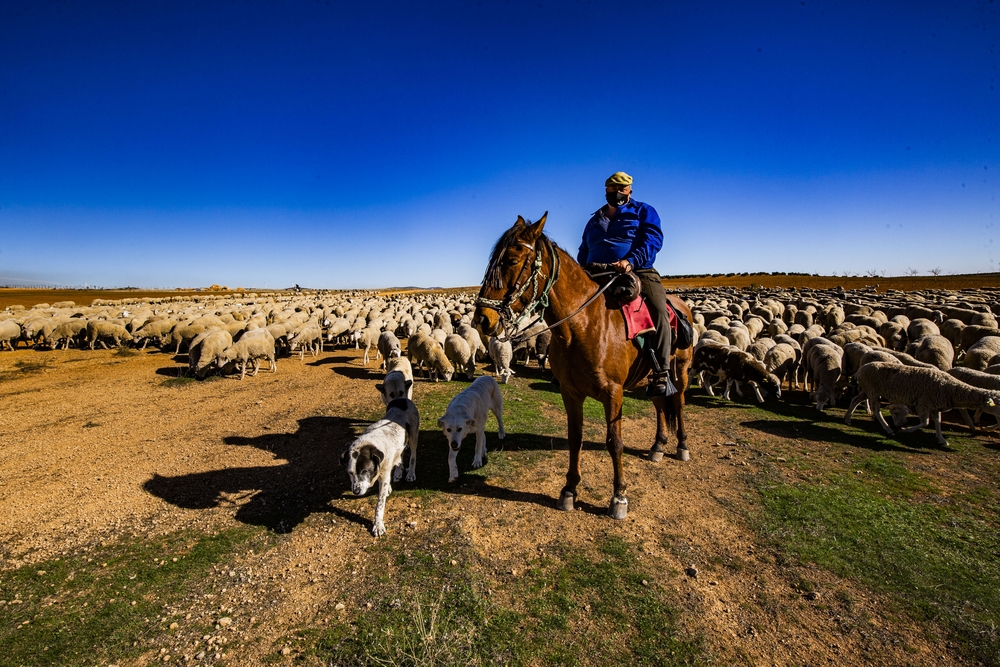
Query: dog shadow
xmin=144 ymin=415 xmax=365 ymax=533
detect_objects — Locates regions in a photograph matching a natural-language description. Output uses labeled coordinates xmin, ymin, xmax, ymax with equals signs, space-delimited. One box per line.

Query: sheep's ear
xmin=526 ymin=212 xmax=548 ymax=241
xmin=404 ymin=379 xmax=413 ymax=390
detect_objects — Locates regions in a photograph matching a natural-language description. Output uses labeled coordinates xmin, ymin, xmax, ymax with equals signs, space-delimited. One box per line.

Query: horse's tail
xmin=661 ymin=392 xmax=679 ymax=433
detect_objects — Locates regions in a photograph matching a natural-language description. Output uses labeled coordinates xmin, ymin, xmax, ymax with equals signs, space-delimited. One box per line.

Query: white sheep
xmin=377 ymin=331 xmax=402 ymax=370
xmin=846 ymin=362 xmax=1000 ymax=446
xmin=488 ymin=335 xmax=514 ymax=384
xmin=220 ymin=329 xmax=277 ymax=380
xmin=0 ymin=320 xmax=22 ymax=350
xmin=907 ymin=334 xmax=954 ymax=371
xmin=444 ymin=334 xmax=474 ymax=379
xmin=86 ymin=321 xmax=133 ymax=350
xmin=289 ymin=323 xmax=323 ymax=360
xmin=188 ymin=329 xmax=233 ymax=378
xmin=803 ymin=341 xmax=843 ymax=410
xmin=408 ymin=332 xmax=454 ymax=382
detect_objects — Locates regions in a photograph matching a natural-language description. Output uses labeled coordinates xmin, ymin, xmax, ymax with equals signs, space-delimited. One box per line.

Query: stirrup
xmin=646 ymin=371 xmax=677 ymax=398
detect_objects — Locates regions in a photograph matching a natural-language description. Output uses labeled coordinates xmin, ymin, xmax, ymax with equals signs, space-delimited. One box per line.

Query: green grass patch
xmin=756 ymin=456 xmax=1000 ymax=664
xmin=113 ymin=346 xmax=139 ymax=357
xmin=307 ymin=534 xmax=701 ymax=666
xmin=0 ymin=526 xmax=270 ymax=667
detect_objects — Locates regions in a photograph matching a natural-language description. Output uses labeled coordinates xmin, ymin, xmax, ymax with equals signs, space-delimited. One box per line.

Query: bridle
xmin=476 ymin=234 xmax=618 ymax=344
xmin=476 ymin=235 xmax=560 ymax=342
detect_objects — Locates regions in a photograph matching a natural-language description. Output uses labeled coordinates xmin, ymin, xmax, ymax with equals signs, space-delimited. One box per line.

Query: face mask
xmin=606 ymin=191 xmax=629 ymax=207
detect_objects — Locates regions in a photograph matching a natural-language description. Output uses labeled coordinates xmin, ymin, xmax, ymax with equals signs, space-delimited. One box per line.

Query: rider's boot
xmin=646 ymin=348 xmax=677 ymax=398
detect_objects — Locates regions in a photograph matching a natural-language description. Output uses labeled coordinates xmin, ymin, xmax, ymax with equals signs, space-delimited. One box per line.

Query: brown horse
xmin=474 ymin=213 xmax=693 ymax=519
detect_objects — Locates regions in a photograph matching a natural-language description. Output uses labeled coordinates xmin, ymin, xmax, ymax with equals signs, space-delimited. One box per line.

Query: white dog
xmin=341 ymin=398 xmax=419 ymax=536
xmin=438 ymin=376 xmax=505 ymax=482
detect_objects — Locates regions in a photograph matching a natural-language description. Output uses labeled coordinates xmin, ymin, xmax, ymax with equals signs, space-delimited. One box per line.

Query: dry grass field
xmin=1 ymin=280 xmax=998 ymax=666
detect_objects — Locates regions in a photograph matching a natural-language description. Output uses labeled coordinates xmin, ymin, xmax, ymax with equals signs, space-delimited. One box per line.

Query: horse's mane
xmin=482 ymin=221 xmax=568 ymax=290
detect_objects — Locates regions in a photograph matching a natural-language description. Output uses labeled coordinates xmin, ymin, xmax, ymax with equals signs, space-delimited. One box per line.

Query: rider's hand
xmin=611 ymin=259 xmax=632 ymax=274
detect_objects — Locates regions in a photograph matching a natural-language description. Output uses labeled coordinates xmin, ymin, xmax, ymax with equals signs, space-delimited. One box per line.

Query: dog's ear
xmin=404 ymin=379 xmax=413 ymax=390
xmin=437 ymin=417 xmax=445 ymax=428
xmin=465 ymin=418 xmax=476 ymax=428
xmin=339 ymin=448 xmax=350 ymax=465
xmin=375 ymin=383 xmax=384 ymax=395
xmin=364 ymin=445 xmax=384 ymax=470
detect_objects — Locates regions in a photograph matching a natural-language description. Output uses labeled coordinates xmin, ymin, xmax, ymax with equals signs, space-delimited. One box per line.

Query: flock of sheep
xmin=684 ymin=285 xmax=1000 ymax=446
xmin=0 ymin=291 xmax=551 ymax=385
xmin=4 ymin=283 xmax=1000 ymax=448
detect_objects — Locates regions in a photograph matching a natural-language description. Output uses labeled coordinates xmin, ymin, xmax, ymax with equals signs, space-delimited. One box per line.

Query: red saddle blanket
xmin=621 ymin=296 xmax=678 ymax=341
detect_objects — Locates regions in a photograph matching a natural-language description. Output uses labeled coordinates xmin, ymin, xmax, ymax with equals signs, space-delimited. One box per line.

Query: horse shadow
xmin=143 ymin=415 xmax=363 ymax=533
xmin=143 ymin=414 xmax=587 ymax=534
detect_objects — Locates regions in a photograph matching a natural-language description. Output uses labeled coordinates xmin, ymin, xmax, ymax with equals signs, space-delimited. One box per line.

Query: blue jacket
xmin=577 ymin=199 xmax=663 ymax=270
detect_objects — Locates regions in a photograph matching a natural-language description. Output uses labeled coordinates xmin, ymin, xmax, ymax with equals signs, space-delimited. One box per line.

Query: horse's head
xmin=474 ymin=212 xmax=548 ymax=337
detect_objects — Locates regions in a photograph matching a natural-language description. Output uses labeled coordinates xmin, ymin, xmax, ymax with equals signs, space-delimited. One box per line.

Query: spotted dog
xmin=438 ymin=375 xmax=505 ymax=482
xmin=341 ymin=398 xmax=419 ymax=537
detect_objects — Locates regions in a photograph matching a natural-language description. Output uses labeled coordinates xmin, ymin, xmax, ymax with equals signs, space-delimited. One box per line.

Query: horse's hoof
xmin=608 ymin=497 xmax=628 ymax=520
xmin=649 ymin=449 xmax=664 ymax=463
xmin=676 ymin=447 xmax=690 ymax=462
xmin=556 ymin=491 xmax=575 ymax=511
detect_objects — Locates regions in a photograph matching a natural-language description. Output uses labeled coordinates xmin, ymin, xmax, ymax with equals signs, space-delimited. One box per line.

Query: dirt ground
xmin=0 ymin=345 xmax=976 ymax=666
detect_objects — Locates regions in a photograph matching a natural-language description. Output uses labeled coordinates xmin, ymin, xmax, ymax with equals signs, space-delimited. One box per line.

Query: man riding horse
xmin=578 ymin=171 xmax=676 ymax=398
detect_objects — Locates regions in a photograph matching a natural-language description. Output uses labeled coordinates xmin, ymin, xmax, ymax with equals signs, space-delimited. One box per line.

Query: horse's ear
xmin=526 ymin=212 xmax=548 ymax=240
xmin=515 ymin=215 xmax=527 ymax=227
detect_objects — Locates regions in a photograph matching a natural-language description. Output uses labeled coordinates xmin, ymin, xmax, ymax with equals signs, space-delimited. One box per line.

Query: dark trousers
xmin=634 ymin=268 xmax=673 ymax=375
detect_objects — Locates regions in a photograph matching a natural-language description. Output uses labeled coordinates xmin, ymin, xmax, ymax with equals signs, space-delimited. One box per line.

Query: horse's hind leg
xmin=651 ymin=392 xmax=688 ymax=462
xmin=558 ymin=392 xmax=585 ymax=512
xmin=603 ymin=386 xmax=628 ymax=520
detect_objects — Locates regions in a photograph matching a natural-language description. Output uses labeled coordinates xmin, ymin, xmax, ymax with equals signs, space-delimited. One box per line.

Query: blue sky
xmin=1 ymin=0 xmax=997 ymax=288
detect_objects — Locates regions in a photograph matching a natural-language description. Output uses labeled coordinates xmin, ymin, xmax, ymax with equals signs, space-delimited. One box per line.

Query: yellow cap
xmin=605 ymin=171 xmax=633 ymax=188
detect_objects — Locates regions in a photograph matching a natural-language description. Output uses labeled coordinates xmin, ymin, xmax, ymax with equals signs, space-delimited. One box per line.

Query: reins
xmin=476 ymin=234 xmax=618 ymax=344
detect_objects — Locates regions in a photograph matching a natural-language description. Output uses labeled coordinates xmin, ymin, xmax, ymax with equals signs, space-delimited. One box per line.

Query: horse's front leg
xmin=558 ymin=391 xmax=585 ymax=511
xmin=604 ymin=386 xmax=628 ymax=520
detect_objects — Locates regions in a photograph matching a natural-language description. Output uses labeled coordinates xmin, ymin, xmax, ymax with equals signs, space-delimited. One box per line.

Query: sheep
xmin=907 ymin=318 xmax=940 ymax=341
xmin=162 ymin=323 xmax=208 ymax=354
xmin=133 ymin=319 xmax=176 ymax=349
xmin=456 ymin=323 xmax=487 ymax=363
xmin=878 ymin=321 xmax=908 ymax=351
xmin=377 ymin=331 xmax=402 ymax=370
xmin=430 ymin=328 xmax=448 ymax=348
xmin=845 ymin=362 xmax=1000 ymax=446
xmin=907 ymin=334 xmax=954 ymax=371
xmin=804 ymin=342 xmax=843 ymax=410
xmin=959 ymin=325 xmax=1000 ymax=353
xmin=939 ymin=319 xmax=966 ymax=349
xmin=289 ymin=323 xmax=323 ymax=360
xmin=219 ymin=329 xmax=277 ymax=380
xmin=534 ymin=329 xmax=552 ymax=370
xmin=763 ymin=343 xmax=798 ymax=390
xmin=946 ymin=366 xmax=1000 ymax=430
xmin=767 ymin=318 xmax=788 ymax=338
xmin=961 ymin=336 xmax=1000 ymax=370
xmin=692 ymin=343 xmax=781 ymax=402
xmin=408 ymin=332 xmax=454 ymax=382
xmin=879 ymin=348 xmax=940 ymax=370
xmin=0 ymin=320 xmax=22 ymax=350
xmin=444 ymin=334 xmax=474 ymax=378
xmin=188 ymin=329 xmax=233 ymax=378
xmin=325 ymin=317 xmax=351 ymax=345
xmin=488 ymin=335 xmax=514 ymax=384
xmin=50 ymin=320 xmax=89 ymax=350
xmin=725 ymin=325 xmax=751 ymax=351
xmin=86 ymin=321 xmax=133 ymax=350
xmin=840 ymin=341 xmax=873 ymax=380
xmin=747 ymin=338 xmax=776 ymax=362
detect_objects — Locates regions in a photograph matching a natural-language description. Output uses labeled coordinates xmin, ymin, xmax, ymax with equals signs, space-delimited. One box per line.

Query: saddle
xmin=585 ymin=263 xmax=693 ymax=347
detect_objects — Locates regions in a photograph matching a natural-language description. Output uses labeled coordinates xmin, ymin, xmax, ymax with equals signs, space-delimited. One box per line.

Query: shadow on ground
xmin=144 ymin=414 xmax=586 ymax=534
